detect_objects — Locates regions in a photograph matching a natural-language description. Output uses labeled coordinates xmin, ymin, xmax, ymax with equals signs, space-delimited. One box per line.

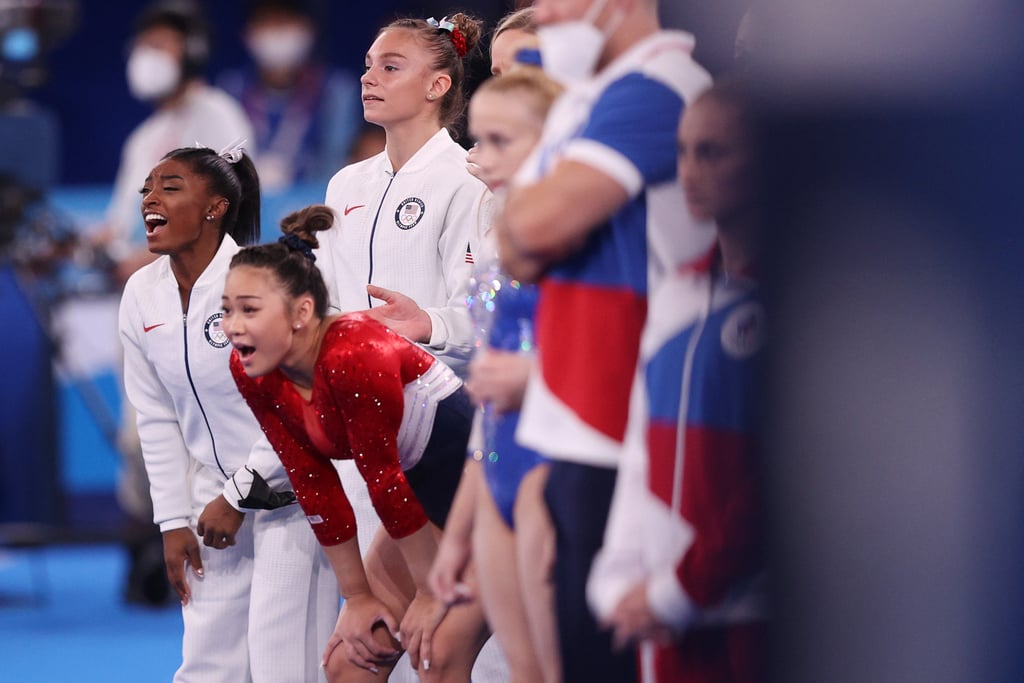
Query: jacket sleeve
xmin=587 ymin=371 xmax=699 ymax=627
xmin=421 ymin=182 xmax=489 ymax=375
xmin=118 ymin=281 xmax=192 ymax=532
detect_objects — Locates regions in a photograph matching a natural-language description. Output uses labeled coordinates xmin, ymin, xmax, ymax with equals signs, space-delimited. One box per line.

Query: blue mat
xmin=0 ymin=544 xmax=182 ymax=681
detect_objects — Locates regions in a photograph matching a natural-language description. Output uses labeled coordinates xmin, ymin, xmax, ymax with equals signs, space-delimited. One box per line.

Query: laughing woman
xmin=223 ymin=204 xmax=490 ymax=683
xmin=118 ymin=145 xmax=337 ymax=683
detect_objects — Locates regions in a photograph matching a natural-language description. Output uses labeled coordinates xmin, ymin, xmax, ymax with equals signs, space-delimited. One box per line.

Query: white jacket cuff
xmin=158 ymin=517 xmax=190 ymax=533
xmin=222 ymin=472 xmax=252 ymax=512
xmin=425 ymin=308 xmax=448 ymax=348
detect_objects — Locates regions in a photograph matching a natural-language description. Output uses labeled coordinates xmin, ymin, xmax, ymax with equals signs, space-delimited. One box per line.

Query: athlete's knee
xmin=418 ymin=637 xmax=477 ymax=683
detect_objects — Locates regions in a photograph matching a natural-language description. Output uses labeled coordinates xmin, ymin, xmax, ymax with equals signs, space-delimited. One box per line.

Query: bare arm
xmin=501 ymin=159 xmax=629 ymax=281
xmin=321 ymin=538 xmax=401 ymax=671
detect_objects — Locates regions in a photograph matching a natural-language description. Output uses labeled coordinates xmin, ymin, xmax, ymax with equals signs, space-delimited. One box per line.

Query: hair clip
xmin=218 ymin=137 xmax=248 ymax=164
xmin=426 ymin=16 xmax=466 ymax=57
xmin=278 ymin=233 xmax=316 ymax=262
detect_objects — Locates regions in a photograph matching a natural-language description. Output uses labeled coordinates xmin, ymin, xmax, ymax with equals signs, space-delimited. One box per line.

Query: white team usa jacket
xmin=119 ymin=235 xmax=289 ymax=532
xmin=317 ymin=127 xmax=490 ymax=377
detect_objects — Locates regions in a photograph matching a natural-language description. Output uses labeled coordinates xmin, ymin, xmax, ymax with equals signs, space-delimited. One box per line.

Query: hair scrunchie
xmin=217 ymin=137 xmax=248 ymax=164
xmin=278 ymin=233 xmax=316 ymax=262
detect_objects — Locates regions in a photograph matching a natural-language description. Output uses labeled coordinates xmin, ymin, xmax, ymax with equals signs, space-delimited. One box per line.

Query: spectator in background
xmin=95 ymin=0 xmax=255 ymax=607
xmin=498 ymin=0 xmax=714 ymax=681
xmin=217 ymin=0 xmax=363 ymax=193
xmin=96 ymin=0 xmax=253 ymax=283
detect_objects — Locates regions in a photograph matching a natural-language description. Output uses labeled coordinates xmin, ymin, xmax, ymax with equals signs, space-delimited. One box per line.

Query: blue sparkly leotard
xmin=471 ymin=273 xmax=545 ymax=528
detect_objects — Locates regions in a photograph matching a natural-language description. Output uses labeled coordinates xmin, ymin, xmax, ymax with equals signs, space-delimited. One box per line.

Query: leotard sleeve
xmin=320 ymin=322 xmax=431 ymax=539
xmin=230 ymin=351 xmax=357 ymax=545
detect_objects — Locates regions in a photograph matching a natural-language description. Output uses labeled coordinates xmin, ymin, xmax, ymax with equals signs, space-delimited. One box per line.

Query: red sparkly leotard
xmin=230 ymin=313 xmax=458 ymax=545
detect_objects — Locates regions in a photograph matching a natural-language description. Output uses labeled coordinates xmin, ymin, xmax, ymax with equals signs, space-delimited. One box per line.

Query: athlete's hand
xmin=399 ymin=590 xmax=449 ymax=672
xmin=197 ymin=495 xmax=245 ymax=549
xmin=323 ymin=592 xmax=401 ymax=674
xmin=428 ymin=530 xmax=475 ymax=606
xmin=162 ymin=527 xmax=203 ymax=605
xmin=465 ymin=348 xmax=531 ymax=413
xmin=363 ymin=284 xmax=432 ymax=343
xmin=466 ymin=143 xmax=487 ymax=185
xmin=604 ymin=581 xmax=672 ymax=651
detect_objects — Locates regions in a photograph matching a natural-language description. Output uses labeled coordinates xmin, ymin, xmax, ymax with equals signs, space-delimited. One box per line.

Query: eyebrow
xmin=222 ymin=294 xmax=262 ymax=301
xmin=367 ymin=51 xmax=408 ymax=61
xmin=144 ymin=173 xmax=185 ymax=182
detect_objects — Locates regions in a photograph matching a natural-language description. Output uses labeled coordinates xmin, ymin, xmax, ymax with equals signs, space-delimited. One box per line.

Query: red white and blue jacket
xmin=514 ymin=31 xmax=715 ymax=467
xmin=588 ymin=249 xmax=767 ymax=630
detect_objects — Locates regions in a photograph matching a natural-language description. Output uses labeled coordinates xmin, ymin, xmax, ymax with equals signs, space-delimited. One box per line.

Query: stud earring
xmin=294 ymin=323 xmax=302 ymax=331
xmin=206 ymin=214 xmax=214 ymax=221
xmin=427 ymin=93 xmax=435 ymax=101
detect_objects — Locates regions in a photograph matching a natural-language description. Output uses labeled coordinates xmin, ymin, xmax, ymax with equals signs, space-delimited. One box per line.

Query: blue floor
xmin=0 ymin=544 xmax=182 ymax=682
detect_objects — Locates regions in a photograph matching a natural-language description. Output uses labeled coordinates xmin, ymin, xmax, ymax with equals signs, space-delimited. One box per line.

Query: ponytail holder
xmin=217 ymin=137 xmax=248 ymax=164
xmin=426 ymin=16 xmax=467 ymax=58
xmin=278 ymin=233 xmax=316 ymax=262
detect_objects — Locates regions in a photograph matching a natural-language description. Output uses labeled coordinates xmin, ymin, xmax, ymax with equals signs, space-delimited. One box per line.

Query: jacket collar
xmin=380 ymin=127 xmax=457 ymax=175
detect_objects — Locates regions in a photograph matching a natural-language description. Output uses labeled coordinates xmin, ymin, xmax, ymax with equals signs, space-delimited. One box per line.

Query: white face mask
xmin=126 ymin=45 xmax=182 ymax=102
xmin=247 ymin=27 xmax=314 ymax=71
xmin=537 ymin=0 xmax=624 ymax=86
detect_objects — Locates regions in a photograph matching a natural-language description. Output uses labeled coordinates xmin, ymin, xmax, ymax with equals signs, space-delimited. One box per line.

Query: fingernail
xmin=393 ymin=631 xmax=402 ymax=643
xmin=196 ymin=568 xmax=204 ymax=576
xmin=423 ymin=659 xmax=430 ymax=671
xmin=370 ymin=666 xmax=379 ymax=674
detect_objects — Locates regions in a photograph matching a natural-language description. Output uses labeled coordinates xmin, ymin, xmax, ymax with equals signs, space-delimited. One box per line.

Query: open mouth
xmin=144 ymin=212 xmax=168 ymax=234
xmin=234 ymin=343 xmax=256 ymax=361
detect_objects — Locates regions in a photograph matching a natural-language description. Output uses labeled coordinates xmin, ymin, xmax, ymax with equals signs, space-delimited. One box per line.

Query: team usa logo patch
xmin=204 ymin=312 xmax=229 ymax=348
xmin=395 ymin=197 xmax=425 ymax=230
xmin=720 ymin=302 xmax=766 ymax=359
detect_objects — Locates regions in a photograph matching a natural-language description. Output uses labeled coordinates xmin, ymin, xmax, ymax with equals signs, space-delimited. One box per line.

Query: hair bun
xmin=448 ymin=12 xmax=482 ymax=57
xmin=279 ymin=204 xmax=335 ymax=250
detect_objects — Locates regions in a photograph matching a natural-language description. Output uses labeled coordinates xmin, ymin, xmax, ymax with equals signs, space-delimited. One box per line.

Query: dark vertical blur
xmin=1 ymin=0 xmax=77 ymax=526
xmin=755 ymin=2 xmax=1024 ymax=681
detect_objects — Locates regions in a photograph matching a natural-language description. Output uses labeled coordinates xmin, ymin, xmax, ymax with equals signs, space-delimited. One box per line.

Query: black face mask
xmin=236 ymin=468 xmax=297 ymax=510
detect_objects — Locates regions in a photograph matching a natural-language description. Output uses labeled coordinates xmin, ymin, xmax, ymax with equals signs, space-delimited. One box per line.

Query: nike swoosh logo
xmin=143 ymin=323 xmax=166 ymax=333
xmin=344 ymin=204 xmax=366 ymax=216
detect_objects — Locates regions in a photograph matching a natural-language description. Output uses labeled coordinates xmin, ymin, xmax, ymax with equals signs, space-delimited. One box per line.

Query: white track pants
xmin=174 ymin=463 xmax=339 ymax=683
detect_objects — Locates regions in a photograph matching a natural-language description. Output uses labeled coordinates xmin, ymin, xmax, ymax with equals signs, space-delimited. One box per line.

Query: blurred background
xmin=4 ymin=0 xmax=1024 ymax=682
